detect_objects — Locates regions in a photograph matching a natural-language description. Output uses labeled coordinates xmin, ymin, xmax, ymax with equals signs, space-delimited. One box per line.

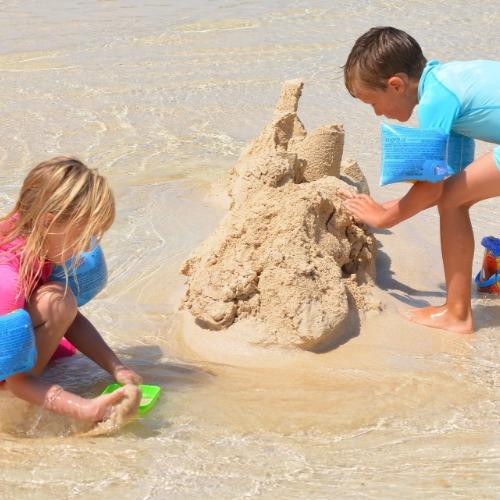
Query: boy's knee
xmin=27 ymin=282 xmax=78 ymax=326
xmin=425 ymin=181 xmax=444 ymax=207
xmin=437 ymin=176 xmax=464 ymax=212
xmin=438 ymin=196 xmax=456 ymax=213
xmin=438 ymin=187 xmax=472 ymax=212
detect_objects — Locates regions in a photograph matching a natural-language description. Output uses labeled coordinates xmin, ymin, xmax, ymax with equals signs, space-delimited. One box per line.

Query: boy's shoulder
xmin=419 ymin=59 xmax=500 ymax=105
xmin=418 ymin=58 xmax=500 ymax=143
xmin=433 ymin=58 xmax=499 ymax=75
xmin=421 ymin=59 xmax=500 ymax=88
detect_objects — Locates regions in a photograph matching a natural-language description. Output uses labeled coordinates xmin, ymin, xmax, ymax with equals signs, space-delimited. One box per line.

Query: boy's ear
xmin=387 ymin=74 xmax=407 ymax=93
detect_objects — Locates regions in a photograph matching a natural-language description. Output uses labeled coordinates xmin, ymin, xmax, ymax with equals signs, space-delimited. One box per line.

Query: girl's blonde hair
xmin=0 ymin=156 xmax=115 ymax=298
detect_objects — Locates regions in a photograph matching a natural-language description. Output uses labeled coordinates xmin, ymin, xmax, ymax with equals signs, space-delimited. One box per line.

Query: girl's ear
xmin=43 ymin=213 xmax=55 ymax=228
xmin=387 ymin=74 xmax=407 ymax=93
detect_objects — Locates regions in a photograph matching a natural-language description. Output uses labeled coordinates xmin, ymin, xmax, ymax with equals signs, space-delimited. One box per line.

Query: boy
xmin=342 ymin=27 xmax=500 ymax=334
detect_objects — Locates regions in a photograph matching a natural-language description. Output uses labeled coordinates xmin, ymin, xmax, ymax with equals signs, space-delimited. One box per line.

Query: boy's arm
xmin=343 ymin=180 xmax=443 ymax=228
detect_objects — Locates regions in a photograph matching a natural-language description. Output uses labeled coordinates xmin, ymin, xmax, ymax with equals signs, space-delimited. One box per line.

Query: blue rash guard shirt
xmin=417 ymin=59 xmax=500 ymax=172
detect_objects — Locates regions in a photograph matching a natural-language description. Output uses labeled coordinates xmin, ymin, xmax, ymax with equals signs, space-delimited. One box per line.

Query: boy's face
xmin=353 ymin=76 xmax=416 ymax=122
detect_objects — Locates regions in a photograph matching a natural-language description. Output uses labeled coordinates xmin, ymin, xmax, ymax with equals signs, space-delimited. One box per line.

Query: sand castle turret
xmin=180 ymin=80 xmax=376 ymax=350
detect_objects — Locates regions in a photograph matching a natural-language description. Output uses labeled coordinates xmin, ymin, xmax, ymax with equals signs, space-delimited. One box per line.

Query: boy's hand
xmin=113 ymin=365 xmax=143 ymax=385
xmin=343 ymin=194 xmax=389 ymax=228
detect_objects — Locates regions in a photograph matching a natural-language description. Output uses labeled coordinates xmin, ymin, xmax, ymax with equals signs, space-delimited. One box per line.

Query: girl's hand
xmin=343 ymin=194 xmax=389 ymax=228
xmin=113 ymin=365 xmax=143 ymax=385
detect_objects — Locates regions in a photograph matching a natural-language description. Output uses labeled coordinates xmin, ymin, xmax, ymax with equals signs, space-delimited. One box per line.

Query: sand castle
xmin=180 ymin=80 xmax=377 ymax=350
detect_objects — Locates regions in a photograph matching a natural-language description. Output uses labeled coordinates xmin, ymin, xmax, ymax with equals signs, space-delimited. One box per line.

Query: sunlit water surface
xmin=0 ymin=1 xmax=498 ymax=498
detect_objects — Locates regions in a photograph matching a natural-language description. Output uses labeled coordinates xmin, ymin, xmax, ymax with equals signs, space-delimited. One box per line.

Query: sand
xmin=180 ymin=80 xmax=379 ymax=350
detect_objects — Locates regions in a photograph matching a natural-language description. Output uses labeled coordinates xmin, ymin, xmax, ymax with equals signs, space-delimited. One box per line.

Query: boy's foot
xmin=83 ymin=384 xmax=141 ymax=436
xmin=401 ymin=305 xmax=473 ymax=334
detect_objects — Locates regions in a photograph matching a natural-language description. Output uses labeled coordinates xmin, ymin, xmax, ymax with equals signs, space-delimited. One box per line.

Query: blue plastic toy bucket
xmin=475 ymin=236 xmax=500 ymax=293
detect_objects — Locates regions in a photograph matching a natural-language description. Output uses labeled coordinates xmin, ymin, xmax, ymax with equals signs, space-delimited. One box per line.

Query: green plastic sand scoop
xmin=102 ymin=383 xmax=161 ymax=416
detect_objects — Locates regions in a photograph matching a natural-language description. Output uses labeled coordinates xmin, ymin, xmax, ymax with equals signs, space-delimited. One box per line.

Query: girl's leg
xmin=5 ymin=373 xmax=139 ymax=422
xmin=5 ymin=282 xmax=141 ymax=421
xmin=26 ymin=282 xmax=78 ymax=373
xmin=405 ymin=152 xmax=500 ymax=333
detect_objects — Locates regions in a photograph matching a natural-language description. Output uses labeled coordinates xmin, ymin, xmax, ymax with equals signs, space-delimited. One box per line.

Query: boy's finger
xmin=343 ymin=197 xmax=361 ymax=208
xmin=342 ymin=199 xmax=354 ymax=210
xmin=337 ymin=189 xmax=354 ymax=199
xmin=352 ymin=193 xmax=370 ymax=202
xmin=343 ymin=203 xmax=359 ymax=216
xmin=344 ymin=199 xmax=365 ymax=214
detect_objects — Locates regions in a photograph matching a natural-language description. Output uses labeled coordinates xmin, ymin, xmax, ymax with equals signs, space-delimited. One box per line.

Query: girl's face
xmin=44 ymin=221 xmax=91 ymax=264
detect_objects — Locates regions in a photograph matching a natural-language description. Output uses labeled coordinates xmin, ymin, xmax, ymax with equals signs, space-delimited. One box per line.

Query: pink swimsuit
xmin=0 ymin=227 xmax=76 ymax=373
xmin=0 ymin=236 xmax=52 ymax=315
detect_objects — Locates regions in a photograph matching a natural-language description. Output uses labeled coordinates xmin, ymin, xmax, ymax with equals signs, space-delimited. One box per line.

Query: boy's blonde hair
xmin=344 ymin=26 xmax=427 ymax=97
xmin=0 ymin=156 xmax=115 ymax=298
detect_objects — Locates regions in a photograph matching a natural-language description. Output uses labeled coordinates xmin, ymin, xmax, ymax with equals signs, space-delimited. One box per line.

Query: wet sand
xmin=0 ymin=1 xmax=498 ymax=498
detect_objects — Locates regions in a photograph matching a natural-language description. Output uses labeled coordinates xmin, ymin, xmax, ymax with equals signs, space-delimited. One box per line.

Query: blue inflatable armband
xmin=49 ymin=244 xmax=108 ymax=307
xmin=447 ymin=132 xmax=475 ymax=173
xmin=380 ymin=124 xmax=452 ymax=186
xmin=0 ymin=309 xmax=37 ymax=380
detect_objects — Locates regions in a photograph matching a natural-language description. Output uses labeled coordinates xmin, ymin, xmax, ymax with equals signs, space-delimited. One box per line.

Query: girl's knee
xmin=27 ymin=282 xmax=78 ymax=327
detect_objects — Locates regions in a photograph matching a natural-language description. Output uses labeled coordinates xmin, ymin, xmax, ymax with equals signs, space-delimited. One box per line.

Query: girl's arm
xmin=6 ymin=371 xmax=137 ymax=422
xmin=64 ymin=312 xmax=142 ymax=385
xmin=343 ymin=181 xmax=443 ymax=228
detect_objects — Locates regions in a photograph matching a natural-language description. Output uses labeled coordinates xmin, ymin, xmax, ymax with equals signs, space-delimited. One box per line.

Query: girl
xmin=0 ymin=157 xmax=141 ymax=425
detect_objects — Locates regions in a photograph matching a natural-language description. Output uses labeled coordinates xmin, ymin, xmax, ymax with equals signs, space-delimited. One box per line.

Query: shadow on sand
xmin=374 ymin=234 xmax=445 ymax=307
xmin=312 ymin=286 xmax=362 ymax=353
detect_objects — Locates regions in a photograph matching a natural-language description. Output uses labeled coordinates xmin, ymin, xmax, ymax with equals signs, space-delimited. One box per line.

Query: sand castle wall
xmin=180 ymin=80 xmax=376 ymax=350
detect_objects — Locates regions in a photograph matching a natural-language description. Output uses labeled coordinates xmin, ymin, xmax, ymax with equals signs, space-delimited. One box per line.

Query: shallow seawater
xmin=0 ymin=1 xmax=498 ymax=498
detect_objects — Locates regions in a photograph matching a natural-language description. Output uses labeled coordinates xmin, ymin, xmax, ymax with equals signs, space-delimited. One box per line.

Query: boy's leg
xmin=405 ymin=152 xmax=500 ymax=333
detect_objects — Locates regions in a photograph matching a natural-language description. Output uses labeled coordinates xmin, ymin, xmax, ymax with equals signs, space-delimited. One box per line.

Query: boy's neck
xmin=407 ymin=77 xmax=420 ymax=111
xmin=394 ymin=74 xmax=420 ymax=121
